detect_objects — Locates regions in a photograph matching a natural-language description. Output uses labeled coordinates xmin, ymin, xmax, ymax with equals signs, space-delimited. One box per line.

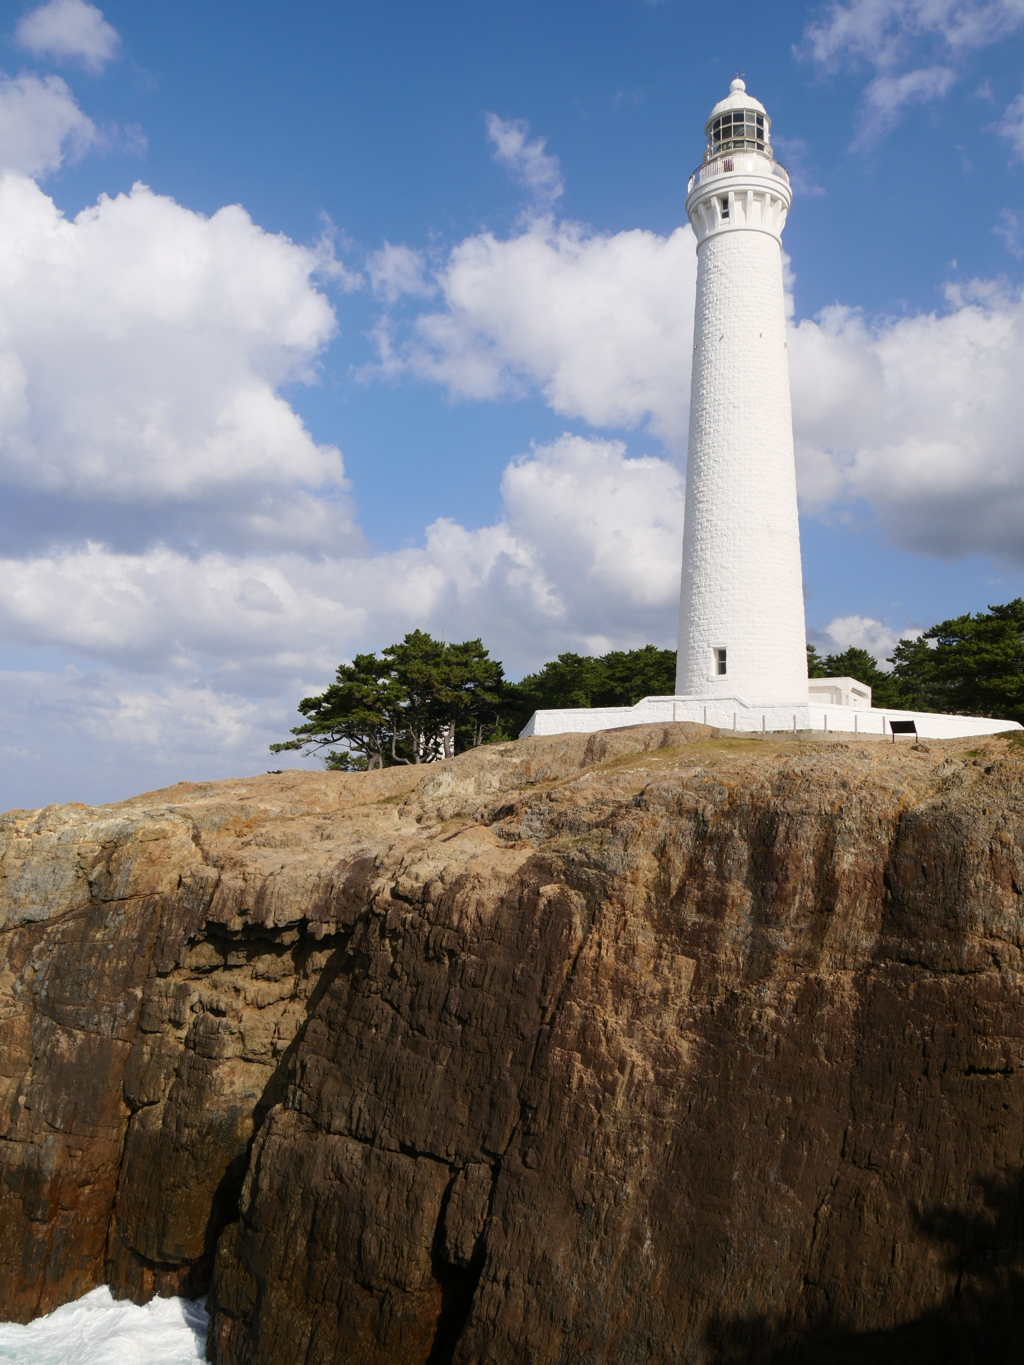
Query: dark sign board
xmin=889 ymin=719 xmax=918 ymax=742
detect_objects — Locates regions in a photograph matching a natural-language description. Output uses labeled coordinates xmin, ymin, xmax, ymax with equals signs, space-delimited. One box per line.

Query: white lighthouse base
xmin=519 ymin=693 xmax=1022 ymax=741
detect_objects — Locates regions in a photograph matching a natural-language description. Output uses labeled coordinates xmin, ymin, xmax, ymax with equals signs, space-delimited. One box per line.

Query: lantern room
xmin=704 ymin=78 xmax=770 ymax=158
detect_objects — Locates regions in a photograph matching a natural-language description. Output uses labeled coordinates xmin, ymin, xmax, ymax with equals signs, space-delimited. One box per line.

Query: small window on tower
xmin=721 ymin=197 xmax=730 ymax=219
xmin=715 ymin=648 xmax=727 ymax=675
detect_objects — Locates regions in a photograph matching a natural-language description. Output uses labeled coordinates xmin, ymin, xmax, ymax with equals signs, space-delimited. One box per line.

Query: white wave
xmin=0 ymin=1287 xmax=208 ymax=1364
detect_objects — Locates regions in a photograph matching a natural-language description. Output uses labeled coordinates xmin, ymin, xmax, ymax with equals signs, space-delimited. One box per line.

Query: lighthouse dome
xmin=705 ymin=78 xmax=770 ymax=157
xmin=708 ymin=78 xmax=767 ymax=120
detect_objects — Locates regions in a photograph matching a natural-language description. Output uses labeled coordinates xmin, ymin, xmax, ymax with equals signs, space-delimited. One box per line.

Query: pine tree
xmin=270 ymin=631 xmax=505 ymax=767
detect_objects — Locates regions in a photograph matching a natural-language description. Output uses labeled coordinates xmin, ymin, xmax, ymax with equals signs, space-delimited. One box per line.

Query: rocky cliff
xmin=3 ymin=723 xmax=1024 ymax=1363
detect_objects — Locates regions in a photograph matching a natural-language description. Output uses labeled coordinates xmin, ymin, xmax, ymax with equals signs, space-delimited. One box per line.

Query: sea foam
xmin=0 ymin=1287 xmax=208 ymax=1364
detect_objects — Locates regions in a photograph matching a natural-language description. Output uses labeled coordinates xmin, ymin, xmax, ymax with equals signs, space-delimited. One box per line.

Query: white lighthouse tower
xmin=519 ymin=80 xmax=1020 ymax=742
xmin=675 ymin=79 xmax=807 ymax=703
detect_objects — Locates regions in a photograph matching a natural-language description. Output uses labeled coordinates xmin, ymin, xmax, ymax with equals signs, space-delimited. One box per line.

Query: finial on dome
xmin=730 ymin=77 xmax=746 ymax=93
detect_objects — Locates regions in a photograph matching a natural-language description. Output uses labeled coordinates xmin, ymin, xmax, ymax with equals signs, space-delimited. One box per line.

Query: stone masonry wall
xmin=676 ymin=219 xmax=808 ymax=704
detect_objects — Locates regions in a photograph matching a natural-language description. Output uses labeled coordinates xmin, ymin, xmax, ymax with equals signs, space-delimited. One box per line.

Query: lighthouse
xmin=519 ymin=80 xmax=1020 ymax=742
xmin=675 ymin=78 xmax=808 ymax=704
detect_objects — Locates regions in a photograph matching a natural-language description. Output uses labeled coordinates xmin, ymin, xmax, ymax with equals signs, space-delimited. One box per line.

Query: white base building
xmin=519 ymin=686 xmax=1022 ymax=741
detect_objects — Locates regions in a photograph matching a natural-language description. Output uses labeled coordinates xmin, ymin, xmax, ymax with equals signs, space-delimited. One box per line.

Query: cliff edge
xmin=3 ymin=723 xmax=1024 ymax=1363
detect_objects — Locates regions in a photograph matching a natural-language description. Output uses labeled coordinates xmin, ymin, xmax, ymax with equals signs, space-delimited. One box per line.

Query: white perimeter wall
xmin=521 ymin=695 xmax=1022 ymax=741
xmin=676 ymin=226 xmax=808 ymax=704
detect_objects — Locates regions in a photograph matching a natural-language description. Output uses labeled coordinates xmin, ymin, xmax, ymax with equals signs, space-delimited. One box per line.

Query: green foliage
xmin=273 ymin=602 xmax=1024 ymax=774
xmin=323 ymin=749 xmax=370 ymax=771
xmin=898 ymin=599 xmax=1024 ymax=721
xmin=824 ymin=646 xmax=892 ymax=694
xmin=600 ymin=645 xmax=678 ymax=704
xmin=270 ymin=630 xmax=505 ymax=768
xmin=878 ymin=636 xmax=939 ymax=710
xmin=806 ymin=643 xmax=828 ymax=678
xmin=809 ymin=641 xmax=901 ymax=702
xmin=808 ymin=642 xmax=885 ymax=687
xmin=501 ymin=645 xmax=677 ymax=736
xmin=820 ymin=600 xmax=1024 ymax=720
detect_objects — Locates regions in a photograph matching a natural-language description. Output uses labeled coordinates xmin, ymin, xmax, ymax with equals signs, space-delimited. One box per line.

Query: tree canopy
xmin=500 ymin=645 xmax=677 ymax=736
xmin=810 ymin=600 xmax=1024 ymax=720
xmin=808 ymin=644 xmax=885 ymax=686
xmin=273 ymin=640 xmax=677 ymax=768
xmin=885 ymin=599 xmax=1024 ymax=721
xmin=274 ymin=603 xmax=1024 ymax=770
xmin=270 ymin=630 xmax=505 ymax=769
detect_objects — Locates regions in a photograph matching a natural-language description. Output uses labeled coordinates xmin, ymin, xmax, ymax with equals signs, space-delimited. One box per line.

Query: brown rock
xmin=3 ymin=726 xmax=1024 ymax=1364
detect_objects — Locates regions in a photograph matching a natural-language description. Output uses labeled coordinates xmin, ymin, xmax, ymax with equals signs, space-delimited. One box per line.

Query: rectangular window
xmin=715 ymin=647 xmax=727 ymax=676
xmin=720 ymin=197 xmax=730 ymax=219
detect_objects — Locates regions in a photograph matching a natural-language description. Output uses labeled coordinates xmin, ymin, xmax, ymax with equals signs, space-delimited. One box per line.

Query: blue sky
xmin=2 ymin=0 xmax=1024 ymax=807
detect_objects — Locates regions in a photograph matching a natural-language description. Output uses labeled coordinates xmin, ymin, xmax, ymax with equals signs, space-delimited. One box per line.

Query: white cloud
xmin=790 ymin=279 xmax=1024 ymax=562
xmin=0 ymin=665 xmax=303 ymax=809
xmin=485 ymin=113 xmax=564 ymax=210
xmin=372 ymin=204 xmax=1024 ymax=572
xmin=802 ymin=0 xmax=1024 ymax=71
xmin=366 ymin=241 xmax=433 ymax=302
xmin=0 ymin=435 xmax=684 ymax=681
xmin=373 ymin=207 xmax=1024 ymax=571
xmin=855 ymin=65 xmax=957 ymax=145
xmin=0 ymin=71 xmax=97 ymax=175
xmin=0 ymin=172 xmax=355 ymax=551
xmin=995 ymin=90 xmax=1024 ymax=157
xmin=811 ymin=613 xmax=923 ymax=664
xmin=0 ymin=103 xmax=692 ymax=805
xmin=0 ymin=434 xmax=685 ymax=804
xmin=309 ymin=219 xmax=363 ymax=291
xmin=393 ymin=217 xmax=696 ymax=448
xmin=799 ymin=0 xmax=1024 ymax=139
xmin=499 ymin=434 xmax=685 ymax=622
xmin=15 ymin=0 xmax=120 ymax=74
xmin=995 ymin=205 xmax=1024 ymax=253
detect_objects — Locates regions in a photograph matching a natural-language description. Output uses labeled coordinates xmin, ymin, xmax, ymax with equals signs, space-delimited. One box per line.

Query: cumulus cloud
xmin=0 ymin=95 xmax=691 ymax=805
xmin=366 ymin=119 xmax=695 ymax=446
xmin=790 ymin=279 xmax=1024 ymax=562
xmin=811 ymin=613 xmax=923 ymax=664
xmin=11 ymin=86 xmax=1024 ymax=807
xmin=0 ymin=434 xmax=685 ymax=803
xmin=391 ymin=217 xmax=696 ymax=448
xmin=369 ymin=190 xmax=1024 ymax=573
xmin=0 ymin=435 xmax=684 ymax=680
xmin=0 ymin=71 xmax=98 ymax=175
xmin=0 ymin=172 xmax=355 ymax=552
xmin=15 ymin=0 xmax=120 ymax=74
xmin=485 ymin=113 xmax=564 ymax=210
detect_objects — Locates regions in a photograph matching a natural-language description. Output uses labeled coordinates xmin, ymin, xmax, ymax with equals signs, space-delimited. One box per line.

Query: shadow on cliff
xmin=709 ymin=1170 xmax=1024 ymax=1364
xmin=185 ymin=916 xmax=359 ymax=1296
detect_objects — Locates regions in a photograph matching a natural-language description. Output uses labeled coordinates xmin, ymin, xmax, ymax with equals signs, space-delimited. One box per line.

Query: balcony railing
xmin=687 ymin=154 xmax=790 ymax=193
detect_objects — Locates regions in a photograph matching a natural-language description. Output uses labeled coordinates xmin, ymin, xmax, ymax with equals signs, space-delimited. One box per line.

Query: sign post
xmin=889 ymin=719 xmax=917 ymax=744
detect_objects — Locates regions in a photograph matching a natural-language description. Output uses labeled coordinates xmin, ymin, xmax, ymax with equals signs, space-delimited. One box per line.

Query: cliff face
xmin=3 ymin=725 xmax=1024 ymax=1363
